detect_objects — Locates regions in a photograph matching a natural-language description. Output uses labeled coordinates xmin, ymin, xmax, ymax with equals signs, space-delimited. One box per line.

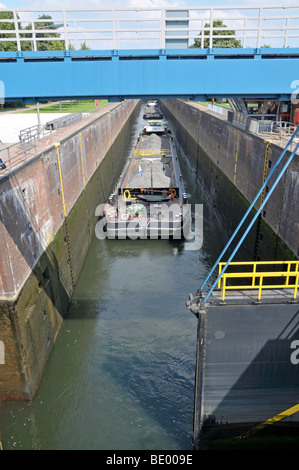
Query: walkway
xmin=0 ymin=102 xmax=117 ymax=177
xmin=189 ymin=101 xmax=299 ymax=155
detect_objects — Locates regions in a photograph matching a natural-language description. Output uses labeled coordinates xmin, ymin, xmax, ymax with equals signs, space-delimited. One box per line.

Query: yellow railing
xmin=134 ymin=149 xmax=172 ymax=157
xmin=217 ymin=261 xmax=299 ymax=301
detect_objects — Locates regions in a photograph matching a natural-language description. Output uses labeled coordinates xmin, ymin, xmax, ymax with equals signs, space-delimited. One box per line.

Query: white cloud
xmin=3 ymin=1 xmax=299 ymax=49
xmin=16 ymin=0 xmax=180 ymax=9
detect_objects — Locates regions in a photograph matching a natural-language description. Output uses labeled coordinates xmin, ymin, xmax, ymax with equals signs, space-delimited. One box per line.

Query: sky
xmin=1 ymin=0 xmax=298 ymax=49
xmin=1 ymin=0 xmax=299 ymax=8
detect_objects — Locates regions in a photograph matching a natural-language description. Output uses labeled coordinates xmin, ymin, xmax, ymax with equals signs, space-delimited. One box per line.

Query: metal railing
xmin=0 ymin=101 xmax=109 ymax=174
xmin=0 ymin=140 xmax=38 ymax=172
xmin=199 ymin=127 xmax=299 ymax=303
xmin=217 ymin=261 xmax=299 ymax=301
xmin=18 ymin=109 xmax=95 ymax=145
xmin=0 ymin=5 xmax=299 ymax=50
xmin=134 ymin=149 xmax=172 ymax=157
xmin=204 ymin=102 xmax=299 ymax=152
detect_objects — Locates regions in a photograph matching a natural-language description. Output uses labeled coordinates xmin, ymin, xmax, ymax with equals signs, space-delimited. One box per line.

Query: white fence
xmin=0 ymin=5 xmax=299 ymax=50
xmin=208 ymin=103 xmax=229 ymax=117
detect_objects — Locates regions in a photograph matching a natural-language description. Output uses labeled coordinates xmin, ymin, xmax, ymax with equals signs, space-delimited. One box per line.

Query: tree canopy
xmin=0 ymin=12 xmax=91 ymax=51
xmin=0 ymin=11 xmax=20 ymax=51
xmin=22 ymin=14 xmax=65 ymax=51
xmin=190 ymin=20 xmax=241 ymax=49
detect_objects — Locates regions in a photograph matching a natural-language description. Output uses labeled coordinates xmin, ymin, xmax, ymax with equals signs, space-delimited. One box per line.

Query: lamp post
xmin=32 ymin=22 xmax=65 ymax=133
xmin=32 ymin=22 xmax=65 ymax=52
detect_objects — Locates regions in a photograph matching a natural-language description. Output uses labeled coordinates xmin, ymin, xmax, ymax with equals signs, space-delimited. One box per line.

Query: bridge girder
xmin=0 ymin=48 xmax=298 ymax=103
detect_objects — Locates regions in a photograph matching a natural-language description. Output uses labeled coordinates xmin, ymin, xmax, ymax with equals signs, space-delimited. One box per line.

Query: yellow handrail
xmin=217 ymin=261 xmax=299 ymax=301
xmin=134 ymin=149 xmax=172 ymax=156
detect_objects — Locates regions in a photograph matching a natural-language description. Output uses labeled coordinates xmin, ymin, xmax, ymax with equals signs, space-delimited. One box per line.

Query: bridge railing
xmin=0 ymin=5 xmax=299 ymax=50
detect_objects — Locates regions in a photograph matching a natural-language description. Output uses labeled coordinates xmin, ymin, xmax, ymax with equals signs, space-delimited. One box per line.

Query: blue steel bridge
xmin=0 ymin=5 xmax=299 ymax=102
xmin=1 ymin=48 xmax=299 ymax=103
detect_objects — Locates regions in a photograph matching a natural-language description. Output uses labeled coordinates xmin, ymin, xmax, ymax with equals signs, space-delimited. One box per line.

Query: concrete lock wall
xmin=160 ymin=99 xmax=299 ymax=449
xmin=161 ymin=99 xmax=299 ymax=259
xmin=0 ymin=99 xmax=139 ymax=401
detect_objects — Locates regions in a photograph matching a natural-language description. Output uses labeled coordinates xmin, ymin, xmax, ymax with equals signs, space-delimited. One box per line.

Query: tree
xmin=22 ymin=15 xmax=65 ymax=51
xmin=0 ymin=11 xmax=19 ymax=51
xmin=190 ymin=20 xmax=241 ymax=49
xmin=69 ymin=41 xmax=91 ymax=51
xmin=80 ymin=41 xmax=91 ymax=50
xmin=0 ymin=12 xmax=66 ymax=51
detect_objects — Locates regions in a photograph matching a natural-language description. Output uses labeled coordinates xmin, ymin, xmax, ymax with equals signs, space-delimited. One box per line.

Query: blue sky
xmin=2 ymin=0 xmax=299 ymax=8
xmin=1 ymin=0 xmax=298 ymax=49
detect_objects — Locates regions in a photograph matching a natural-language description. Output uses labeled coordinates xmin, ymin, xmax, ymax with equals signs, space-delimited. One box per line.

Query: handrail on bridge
xmin=1 ymin=6 xmax=299 ymax=50
xmin=217 ymin=261 xmax=299 ymax=302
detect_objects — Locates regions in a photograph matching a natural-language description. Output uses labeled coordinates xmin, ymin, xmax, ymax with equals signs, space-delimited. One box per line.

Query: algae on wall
xmin=160 ymin=99 xmax=297 ymax=262
xmin=0 ymin=100 xmax=140 ymax=402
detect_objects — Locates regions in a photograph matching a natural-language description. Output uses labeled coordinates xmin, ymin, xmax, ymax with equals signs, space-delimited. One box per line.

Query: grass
xmin=199 ymin=101 xmax=231 ymax=109
xmin=24 ymin=100 xmax=109 ymax=114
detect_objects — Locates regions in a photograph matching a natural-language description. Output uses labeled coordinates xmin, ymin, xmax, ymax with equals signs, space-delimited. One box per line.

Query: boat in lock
xmin=103 ymin=115 xmax=190 ymax=240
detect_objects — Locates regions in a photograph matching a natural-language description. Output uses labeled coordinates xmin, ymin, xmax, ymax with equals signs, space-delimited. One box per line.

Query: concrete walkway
xmin=0 ymin=102 xmax=118 ymax=176
xmin=0 ymin=113 xmax=70 ymax=144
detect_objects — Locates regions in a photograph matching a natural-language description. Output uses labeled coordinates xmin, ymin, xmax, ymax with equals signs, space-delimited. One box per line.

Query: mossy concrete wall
xmin=161 ymin=99 xmax=299 ymax=259
xmin=0 ymin=100 xmax=139 ymax=401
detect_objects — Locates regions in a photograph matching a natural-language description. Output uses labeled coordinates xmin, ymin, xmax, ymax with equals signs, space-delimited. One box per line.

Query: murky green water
xmin=0 ymin=103 xmax=286 ymax=451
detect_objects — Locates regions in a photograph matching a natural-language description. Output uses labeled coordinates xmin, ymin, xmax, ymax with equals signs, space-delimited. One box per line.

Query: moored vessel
xmin=103 ymin=112 xmax=190 ymax=240
xmin=143 ymin=100 xmax=163 ymax=120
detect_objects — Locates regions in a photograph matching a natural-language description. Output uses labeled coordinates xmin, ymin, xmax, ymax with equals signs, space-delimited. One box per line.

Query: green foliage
xmin=69 ymin=41 xmax=91 ymax=50
xmin=0 ymin=12 xmax=66 ymax=51
xmin=190 ymin=20 xmax=241 ymax=49
xmin=22 ymin=14 xmax=65 ymax=51
xmin=0 ymin=11 xmax=19 ymax=51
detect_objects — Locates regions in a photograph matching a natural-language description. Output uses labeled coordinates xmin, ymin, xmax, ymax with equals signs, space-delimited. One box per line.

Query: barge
xmin=143 ymin=100 xmax=163 ymax=120
xmin=103 ymin=117 xmax=190 ymax=239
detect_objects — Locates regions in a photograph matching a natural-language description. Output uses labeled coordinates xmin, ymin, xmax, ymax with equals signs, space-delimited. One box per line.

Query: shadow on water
xmin=63 ymin=235 xmax=198 ymax=450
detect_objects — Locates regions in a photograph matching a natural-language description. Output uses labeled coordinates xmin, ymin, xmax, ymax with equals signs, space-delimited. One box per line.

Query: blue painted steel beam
xmin=0 ymin=48 xmax=298 ymax=102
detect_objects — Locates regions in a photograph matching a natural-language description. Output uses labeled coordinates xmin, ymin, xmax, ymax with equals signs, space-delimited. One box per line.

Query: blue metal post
xmin=200 ymin=126 xmax=299 ymax=293
xmin=204 ymin=138 xmax=299 ymax=303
